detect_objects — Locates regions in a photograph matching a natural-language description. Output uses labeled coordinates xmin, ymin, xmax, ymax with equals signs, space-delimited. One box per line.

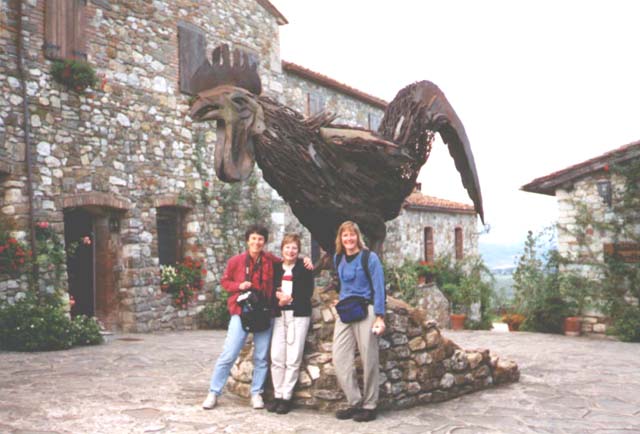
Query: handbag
xmin=238 ymin=290 xmax=271 ymax=332
xmin=335 ymin=295 xmax=369 ymax=323
xmin=237 ymin=253 xmax=272 ymax=333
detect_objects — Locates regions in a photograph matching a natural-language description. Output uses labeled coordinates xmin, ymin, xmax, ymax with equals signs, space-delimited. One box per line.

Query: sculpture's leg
xmin=366 ymin=219 xmax=387 ymax=258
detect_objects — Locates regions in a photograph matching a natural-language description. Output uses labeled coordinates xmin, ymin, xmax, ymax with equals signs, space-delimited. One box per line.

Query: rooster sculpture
xmin=189 ymin=45 xmax=483 ymax=255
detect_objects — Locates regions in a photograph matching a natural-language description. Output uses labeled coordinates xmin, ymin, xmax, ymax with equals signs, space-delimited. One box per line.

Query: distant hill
xmin=479 ymin=242 xmax=523 ymax=270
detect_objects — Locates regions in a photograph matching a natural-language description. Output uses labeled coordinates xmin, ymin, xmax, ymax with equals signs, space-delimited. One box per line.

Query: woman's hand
xmin=372 ymin=316 xmax=386 ymax=336
xmin=238 ymin=281 xmax=252 ymax=291
xmin=277 ymin=293 xmax=293 ymax=306
xmin=303 ymin=256 xmax=314 ymax=270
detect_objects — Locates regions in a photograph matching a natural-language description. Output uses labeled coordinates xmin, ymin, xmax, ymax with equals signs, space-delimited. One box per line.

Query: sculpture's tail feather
xmin=379 ymin=81 xmax=484 ymax=223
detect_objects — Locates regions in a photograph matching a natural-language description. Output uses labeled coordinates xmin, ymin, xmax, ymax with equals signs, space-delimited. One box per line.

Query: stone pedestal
xmin=227 ymin=288 xmax=519 ymax=411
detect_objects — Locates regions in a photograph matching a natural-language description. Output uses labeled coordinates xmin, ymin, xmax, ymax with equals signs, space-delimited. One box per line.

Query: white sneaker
xmin=251 ymin=393 xmax=264 ymax=409
xmin=202 ymin=392 xmax=217 ymax=409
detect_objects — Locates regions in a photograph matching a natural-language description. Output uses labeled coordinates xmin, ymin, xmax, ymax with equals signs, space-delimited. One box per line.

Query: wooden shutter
xmin=177 ymin=21 xmax=207 ymax=95
xmin=44 ymin=0 xmax=87 ymax=60
xmin=368 ymin=112 xmax=381 ymax=131
xmin=455 ymin=227 xmax=463 ymax=260
xmin=307 ymin=92 xmax=325 ymax=116
xmin=424 ymin=227 xmax=434 ymax=262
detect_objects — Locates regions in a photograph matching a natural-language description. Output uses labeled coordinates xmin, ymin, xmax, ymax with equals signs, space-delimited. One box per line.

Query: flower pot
xmin=507 ymin=322 xmax=520 ymax=332
xmin=564 ymin=316 xmax=581 ymax=336
xmin=418 ymin=275 xmax=426 ymax=284
xmin=450 ymin=313 xmax=466 ymax=330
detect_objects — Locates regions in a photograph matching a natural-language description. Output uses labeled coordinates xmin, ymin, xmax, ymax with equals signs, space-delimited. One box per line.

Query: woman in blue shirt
xmin=332 ymin=221 xmax=385 ymax=422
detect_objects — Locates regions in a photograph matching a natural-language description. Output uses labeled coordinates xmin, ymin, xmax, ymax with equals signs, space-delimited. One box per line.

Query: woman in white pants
xmin=266 ymin=233 xmax=314 ymax=414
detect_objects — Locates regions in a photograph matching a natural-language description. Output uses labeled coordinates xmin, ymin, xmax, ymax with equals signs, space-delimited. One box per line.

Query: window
xmin=157 ymin=207 xmax=185 ymax=266
xmin=424 ymin=227 xmax=434 ymax=262
xmin=368 ymin=112 xmax=381 ymax=131
xmin=44 ymin=0 xmax=87 ymax=60
xmin=307 ymin=92 xmax=325 ymax=116
xmin=455 ymin=227 xmax=463 ymax=260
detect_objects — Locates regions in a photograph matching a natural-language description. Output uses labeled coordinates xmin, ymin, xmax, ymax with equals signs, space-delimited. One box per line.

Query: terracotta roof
xmin=403 ymin=191 xmax=476 ymax=215
xmin=282 ymin=61 xmax=388 ymax=110
xmin=256 ymin=0 xmax=288 ymax=25
xmin=522 ymin=139 xmax=640 ymax=196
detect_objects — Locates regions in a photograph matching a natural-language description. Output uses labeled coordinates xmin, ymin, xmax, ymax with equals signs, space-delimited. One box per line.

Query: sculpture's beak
xmin=189 ymin=86 xmax=264 ymax=182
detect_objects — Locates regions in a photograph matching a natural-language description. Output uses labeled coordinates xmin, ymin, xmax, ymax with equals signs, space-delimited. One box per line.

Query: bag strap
xmin=244 ymin=253 xmax=263 ymax=289
xmin=361 ymin=249 xmax=374 ymax=303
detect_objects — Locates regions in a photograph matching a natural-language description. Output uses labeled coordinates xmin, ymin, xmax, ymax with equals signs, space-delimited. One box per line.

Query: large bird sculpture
xmin=189 ymin=45 xmax=484 ymax=255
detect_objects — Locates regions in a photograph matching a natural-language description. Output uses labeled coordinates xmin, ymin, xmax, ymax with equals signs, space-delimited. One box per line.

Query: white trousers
xmin=270 ymin=311 xmax=311 ymax=400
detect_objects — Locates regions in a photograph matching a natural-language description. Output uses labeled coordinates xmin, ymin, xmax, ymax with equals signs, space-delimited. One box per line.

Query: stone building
xmin=522 ymin=139 xmax=640 ymax=334
xmin=1 ymin=0 xmax=478 ymax=332
xmin=386 ymin=188 xmax=478 ymax=266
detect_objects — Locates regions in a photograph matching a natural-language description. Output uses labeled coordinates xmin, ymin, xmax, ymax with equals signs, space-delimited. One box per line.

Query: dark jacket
xmin=273 ymin=258 xmax=314 ymax=317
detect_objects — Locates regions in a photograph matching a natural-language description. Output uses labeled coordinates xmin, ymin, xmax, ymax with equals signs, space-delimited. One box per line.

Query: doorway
xmin=64 ymin=209 xmax=95 ymax=317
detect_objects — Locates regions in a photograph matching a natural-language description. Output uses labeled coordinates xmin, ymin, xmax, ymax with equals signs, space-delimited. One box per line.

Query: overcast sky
xmin=270 ymin=0 xmax=640 ymax=246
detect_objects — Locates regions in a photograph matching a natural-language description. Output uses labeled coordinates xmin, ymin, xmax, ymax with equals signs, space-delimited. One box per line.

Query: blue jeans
xmin=209 ymin=315 xmax=273 ymax=395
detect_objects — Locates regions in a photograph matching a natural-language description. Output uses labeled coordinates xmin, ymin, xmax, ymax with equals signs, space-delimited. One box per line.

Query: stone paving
xmin=1 ymin=329 xmax=639 ymax=434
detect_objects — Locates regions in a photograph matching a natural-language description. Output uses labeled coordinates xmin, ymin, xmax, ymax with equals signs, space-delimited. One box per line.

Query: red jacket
xmin=221 ymin=251 xmax=281 ymax=316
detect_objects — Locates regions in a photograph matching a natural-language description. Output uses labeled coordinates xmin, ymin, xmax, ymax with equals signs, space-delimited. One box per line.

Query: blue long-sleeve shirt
xmin=336 ymin=250 xmax=386 ymax=316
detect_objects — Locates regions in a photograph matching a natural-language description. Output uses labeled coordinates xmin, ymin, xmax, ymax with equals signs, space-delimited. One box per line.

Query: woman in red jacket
xmin=202 ymin=224 xmax=311 ymax=410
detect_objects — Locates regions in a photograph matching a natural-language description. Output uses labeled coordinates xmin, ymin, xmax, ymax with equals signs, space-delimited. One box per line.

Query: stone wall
xmin=1 ymin=0 xmax=480 ymax=331
xmin=385 ymin=207 xmax=479 ymax=265
xmin=0 ymin=0 xmax=288 ymax=331
xmin=556 ymin=173 xmax=634 ymax=335
xmin=556 ymin=174 xmax=624 ymax=273
xmin=227 ymin=289 xmax=520 ymax=411
xmin=282 ymin=71 xmax=384 ymax=128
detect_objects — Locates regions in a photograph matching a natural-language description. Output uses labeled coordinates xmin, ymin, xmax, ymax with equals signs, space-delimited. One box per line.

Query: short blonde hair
xmin=335 ymin=221 xmax=365 ymax=255
xmin=281 ymin=233 xmax=301 ymax=251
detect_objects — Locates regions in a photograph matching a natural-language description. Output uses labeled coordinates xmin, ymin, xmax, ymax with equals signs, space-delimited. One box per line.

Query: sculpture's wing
xmin=380 ymin=81 xmax=484 ymax=223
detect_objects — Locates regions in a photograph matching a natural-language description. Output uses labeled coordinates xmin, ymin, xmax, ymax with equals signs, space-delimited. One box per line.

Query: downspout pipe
xmin=15 ymin=1 xmax=38 ymax=281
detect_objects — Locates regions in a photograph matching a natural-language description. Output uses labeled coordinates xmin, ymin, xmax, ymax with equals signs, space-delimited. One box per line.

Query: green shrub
xmin=384 ymin=260 xmax=419 ymax=304
xmin=521 ymin=295 xmax=569 ymax=334
xmin=0 ymin=293 xmax=73 ymax=351
xmin=70 ymin=314 xmax=104 ymax=346
xmin=197 ymin=290 xmax=230 ymax=329
xmin=0 ymin=292 xmax=103 ymax=351
xmin=612 ymin=305 xmax=640 ymax=342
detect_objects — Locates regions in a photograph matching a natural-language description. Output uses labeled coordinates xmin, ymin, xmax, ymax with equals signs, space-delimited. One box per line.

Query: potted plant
xmin=443 ymin=280 xmax=476 ymax=330
xmin=501 ymin=313 xmax=525 ymax=331
xmin=560 ymin=273 xmax=592 ymax=337
xmin=50 ymin=59 xmax=97 ymax=93
xmin=415 ymin=260 xmax=435 ymax=284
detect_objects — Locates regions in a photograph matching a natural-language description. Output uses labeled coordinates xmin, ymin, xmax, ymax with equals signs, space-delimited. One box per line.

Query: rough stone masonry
xmin=227 ymin=288 xmax=520 ymax=411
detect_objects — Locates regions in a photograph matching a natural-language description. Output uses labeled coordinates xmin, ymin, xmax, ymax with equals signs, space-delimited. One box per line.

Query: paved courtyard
xmin=1 ymin=329 xmax=639 ymax=434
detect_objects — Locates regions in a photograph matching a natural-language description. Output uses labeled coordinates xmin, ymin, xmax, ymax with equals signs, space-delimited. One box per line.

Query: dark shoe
xmin=275 ymin=399 xmax=291 ymax=414
xmin=265 ymin=399 xmax=281 ymax=413
xmin=353 ymin=408 xmax=377 ymax=422
xmin=335 ymin=406 xmax=359 ymax=420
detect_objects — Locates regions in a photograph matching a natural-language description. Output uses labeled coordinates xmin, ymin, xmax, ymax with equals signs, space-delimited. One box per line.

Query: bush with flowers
xmin=0 ymin=233 xmax=29 ymax=277
xmin=160 ymin=256 xmax=206 ymax=308
xmin=0 ymin=291 xmax=103 ymax=351
xmin=34 ymin=221 xmax=67 ymax=284
xmin=50 ymin=59 xmax=97 ymax=93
